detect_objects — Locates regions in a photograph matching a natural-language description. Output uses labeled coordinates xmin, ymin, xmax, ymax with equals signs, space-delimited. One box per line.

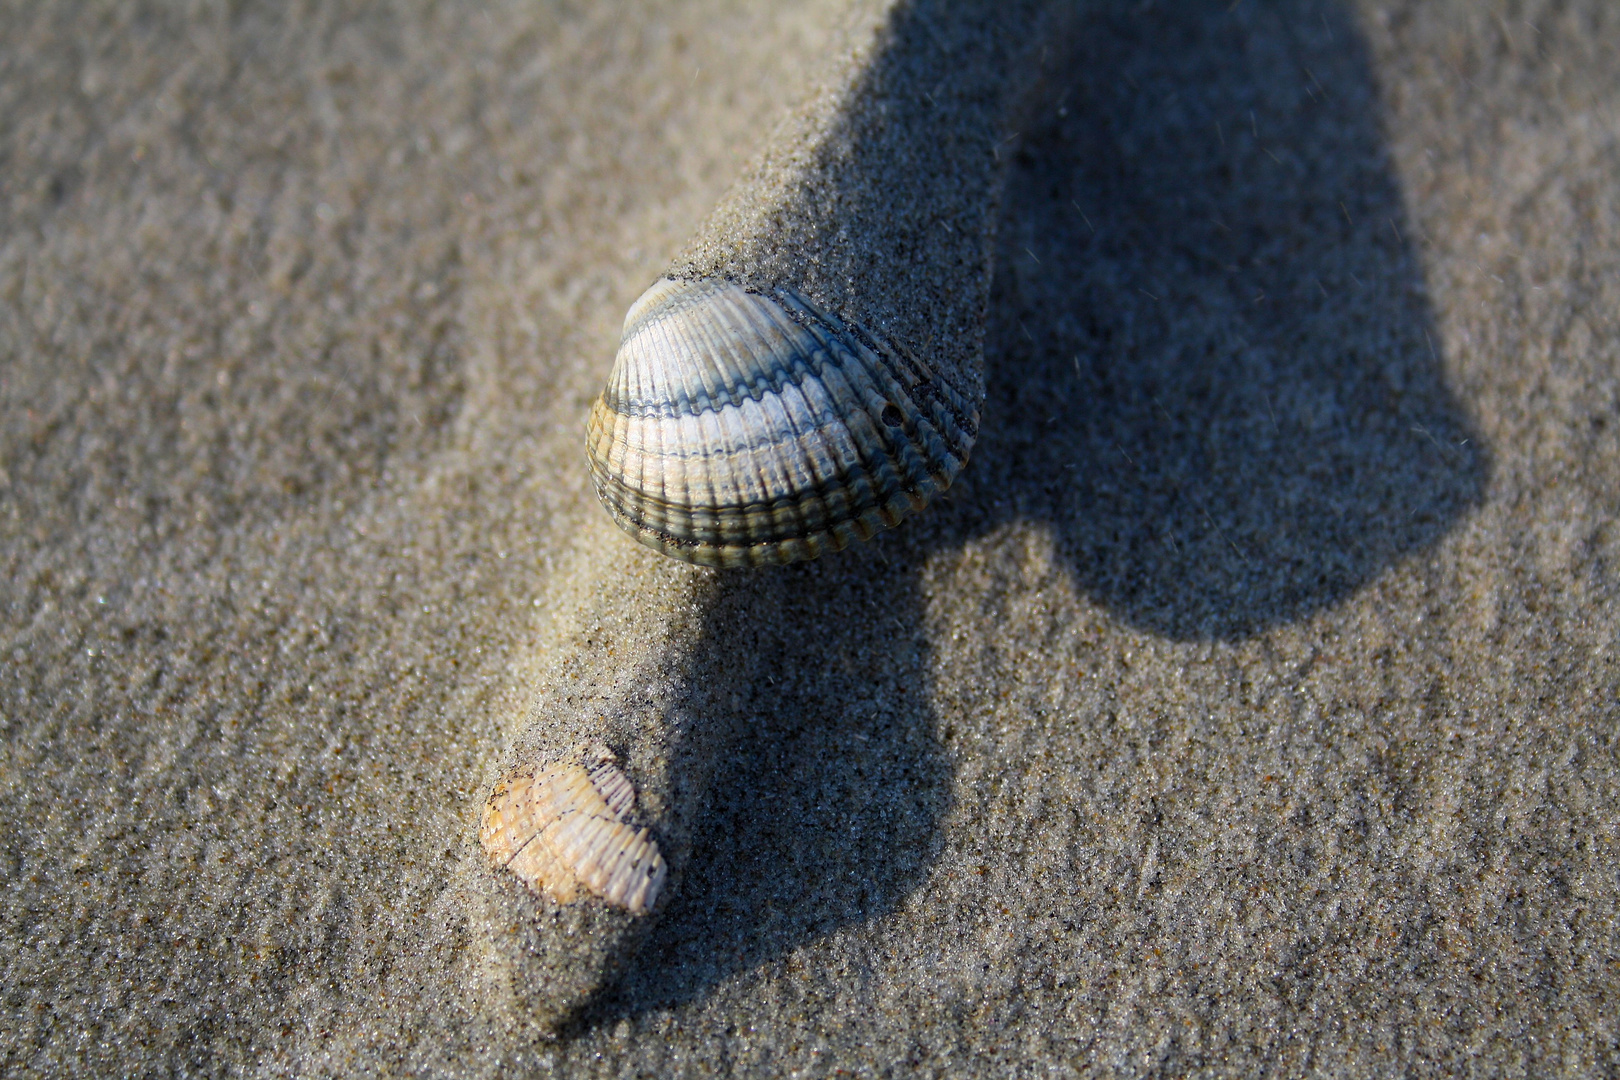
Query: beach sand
xmin=3 ymin=1 xmax=1618 ymax=1075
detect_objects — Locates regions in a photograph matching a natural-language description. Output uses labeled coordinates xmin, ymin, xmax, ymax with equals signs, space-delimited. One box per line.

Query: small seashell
xmin=479 ymin=741 xmax=667 ymax=915
xmin=586 ymin=277 xmax=979 ymax=567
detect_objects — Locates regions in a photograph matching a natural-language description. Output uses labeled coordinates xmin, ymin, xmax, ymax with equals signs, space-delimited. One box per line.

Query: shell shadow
xmin=579 ymin=544 xmax=946 ymax=1024
xmin=952 ymin=0 xmax=1488 ymax=640
xmin=576 ymin=0 xmax=1485 ymax=1024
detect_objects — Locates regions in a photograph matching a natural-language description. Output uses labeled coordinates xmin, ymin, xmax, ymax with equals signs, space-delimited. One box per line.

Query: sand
xmin=3 ymin=0 xmax=1618 ymax=1075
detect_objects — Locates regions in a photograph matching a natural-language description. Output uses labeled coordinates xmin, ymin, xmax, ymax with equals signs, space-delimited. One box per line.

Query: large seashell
xmin=480 ymin=741 xmax=667 ymax=915
xmin=586 ymin=277 xmax=979 ymax=567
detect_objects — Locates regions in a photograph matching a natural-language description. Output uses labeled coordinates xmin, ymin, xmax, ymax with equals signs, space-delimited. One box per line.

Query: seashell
xmin=586 ymin=277 xmax=980 ymax=567
xmin=479 ymin=741 xmax=667 ymax=915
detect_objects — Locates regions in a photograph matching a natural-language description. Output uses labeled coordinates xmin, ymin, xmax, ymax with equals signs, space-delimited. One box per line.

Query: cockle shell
xmin=586 ymin=277 xmax=979 ymax=567
xmin=479 ymin=741 xmax=667 ymax=916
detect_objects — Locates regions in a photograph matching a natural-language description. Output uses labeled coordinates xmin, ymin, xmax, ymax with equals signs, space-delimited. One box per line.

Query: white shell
xmin=479 ymin=742 xmax=667 ymax=915
xmin=587 ymin=277 xmax=979 ymax=567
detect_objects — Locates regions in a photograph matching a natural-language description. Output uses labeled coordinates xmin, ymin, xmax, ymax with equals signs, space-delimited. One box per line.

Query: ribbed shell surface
xmin=480 ymin=745 xmax=667 ymax=916
xmin=587 ymin=278 xmax=979 ymax=567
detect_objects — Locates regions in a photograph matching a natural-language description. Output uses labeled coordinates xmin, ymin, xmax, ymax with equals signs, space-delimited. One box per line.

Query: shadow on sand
xmin=578 ymin=0 xmax=1486 ymax=1025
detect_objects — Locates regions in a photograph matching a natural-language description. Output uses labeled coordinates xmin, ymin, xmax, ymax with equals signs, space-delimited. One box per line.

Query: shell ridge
xmin=612 ymin=283 xmax=826 ymax=420
xmin=481 ymin=748 xmax=666 ymax=914
xmin=714 ymin=281 xmax=782 ymax=413
xmin=683 ymin=281 xmax=739 ymax=415
xmin=846 ymin=331 xmax=973 ymax=492
xmin=619 ymin=314 xmax=661 ymax=538
xmin=744 ymin=293 xmax=830 ymax=548
xmin=738 ymin=332 xmax=863 ymax=554
xmin=589 ymin=761 xmax=636 ymax=818
xmin=706 ymin=289 xmax=774 ymax=527
xmin=620 ymin=276 xmax=682 ymax=342
xmin=675 ymin=295 xmax=741 ymax=535
xmin=633 ymin=856 xmax=667 ymax=913
xmin=549 ymin=809 xmax=608 ymax=868
xmin=774 ymin=375 xmax=841 ymax=536
xmin=763 ymin=378 xmax=832 ymax=552
xmin=645 ymin=315 xmax=688 ymax=544
xmin=852 ymin=358 xmax=943 ymax=502
xmin=711 ymin=287 xmax=824 ymax=553
xmin=585 ymin=822 xmax=644 ymax=901
xmin=795 ymin=321 xmax=911 ymax=512
xmin=825 ymin=302 xmax=978 ymax=465
xmin=789 ymin=339 xmax=887 ymax=532
xmin=693 ymin=393 xmax=730 ymax=542
xmin=588 ymin=278 xmax=983 ymax=565
xmin=622 ymin=846 xmax=662 ymax=909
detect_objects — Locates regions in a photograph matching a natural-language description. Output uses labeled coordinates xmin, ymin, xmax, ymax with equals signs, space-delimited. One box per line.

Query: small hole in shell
xmin=880 ymin=403 xmax=904 ymax=428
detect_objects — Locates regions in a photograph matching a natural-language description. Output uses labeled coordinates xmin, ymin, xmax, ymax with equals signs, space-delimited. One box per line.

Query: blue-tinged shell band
xmin=587 ymin=278 xmax=979 ymax=567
